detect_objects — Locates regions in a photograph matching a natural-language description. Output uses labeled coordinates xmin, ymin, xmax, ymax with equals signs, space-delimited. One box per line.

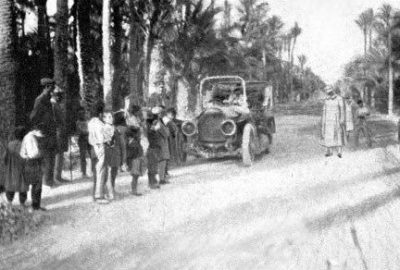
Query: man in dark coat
xmin=52 ymin=86 xmax=68 ymax=183
xmin=30 ymin=78 xmax=62 ymax=189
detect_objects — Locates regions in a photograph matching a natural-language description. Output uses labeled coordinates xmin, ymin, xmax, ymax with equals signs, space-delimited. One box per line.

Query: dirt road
xmin=1 ymin=108 xmax=400 ymax=270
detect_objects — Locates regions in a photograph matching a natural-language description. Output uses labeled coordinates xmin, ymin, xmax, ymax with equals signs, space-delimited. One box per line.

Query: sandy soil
xmin=1 ymin=108 xmax=400 ymax=270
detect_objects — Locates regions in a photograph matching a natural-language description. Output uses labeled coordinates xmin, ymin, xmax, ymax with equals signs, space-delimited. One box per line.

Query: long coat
xmin=3 ymin=141 xmax=29 ymax=192
xmin=322 ymin=95 xmax=345 ymax=147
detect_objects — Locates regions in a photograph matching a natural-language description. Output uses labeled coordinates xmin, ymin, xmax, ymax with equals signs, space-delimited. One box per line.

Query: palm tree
xmin=76 ymin=0 xmax=98 ymax=111
xmin=102 ymin=0 xmax=112 ymax=108
xmin=290 ymin=22 xmax=301 ymax=65
xmin=0 ymin=0 xmax=17 ymax=150
xmin=377 ymin=4 xmax=394 ymax=115
xmin=34 ymin=0 xmax=52 ymax=78
xmin=355 ymin=11 xmax=369 ymax=56
xmin=298 ymin=54 xmax=307 ymax=71
xmin=111 ymin=0 xmax=124 ymax=110
xmin=365 ymin=8 xmax=375 ymax=51
xmin=54 ymin=0 xmax=69 ymax=97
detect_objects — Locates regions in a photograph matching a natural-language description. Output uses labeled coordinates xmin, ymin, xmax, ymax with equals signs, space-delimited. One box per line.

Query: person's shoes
xmin=325 ymin=153 xmax=332 ymax=157
xmin=337 ymin=153 xmax=342 ymax=158
xmin=160 ymin=180 xmax=170 ymax=185
xmin=94 ymin=198 xmax=110 ymax=204
xmin=32 ymin=206 xmax=47 ymax=211
xmin=56 ymin=178 xmax=70 ymax=183
xmin=149 ymin=184 xmax=160 ymax=189
xmin=131 ymin=191 xmax=143 ymax=196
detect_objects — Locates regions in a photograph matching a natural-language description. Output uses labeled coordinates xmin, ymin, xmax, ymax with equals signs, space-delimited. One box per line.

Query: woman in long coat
xmin=321 ymin=87 xmax=345 ymax=158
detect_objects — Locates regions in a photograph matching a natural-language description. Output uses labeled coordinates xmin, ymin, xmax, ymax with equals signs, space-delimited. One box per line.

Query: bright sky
xmin=230 ymin=0 xmax=400 ymax=84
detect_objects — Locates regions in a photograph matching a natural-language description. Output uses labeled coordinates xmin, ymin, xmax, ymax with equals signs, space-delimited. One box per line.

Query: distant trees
xmin=345 ymin=4 xmax=399 ymax=114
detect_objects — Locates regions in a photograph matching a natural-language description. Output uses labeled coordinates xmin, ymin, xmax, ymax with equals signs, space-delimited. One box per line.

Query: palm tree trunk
xmin=35 ymin=0 xmax=52 ymax=78
xmin=102 ymin=0 xmax=112 ymax=108
xmin=77 ymin=0 xmax=97 ymax=110
xmin=0 ymin=0 xmax=17 ymax=143
xmin=388 ymin=29 xmax=394 ymax=115
xmin=111 ymin=1 xmax=123 ymax=110
xmin=54 ymin=0 xmax=69 ymax=96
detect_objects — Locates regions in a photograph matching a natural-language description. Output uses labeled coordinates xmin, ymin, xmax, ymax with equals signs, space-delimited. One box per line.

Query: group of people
xmin=321 ymin=86 xmax=372 ymax=158
xmin=0 ymin=77 xmax=186 ymax=209
xmin=0 ymin=78 xmax=66 ymax=210
xmin=76 ymin=99 xmax=185 ymax=204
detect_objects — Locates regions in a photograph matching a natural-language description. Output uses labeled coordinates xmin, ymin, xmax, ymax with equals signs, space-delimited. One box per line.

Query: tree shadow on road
xmin=305 ymin=185 xmax=400 ymax=232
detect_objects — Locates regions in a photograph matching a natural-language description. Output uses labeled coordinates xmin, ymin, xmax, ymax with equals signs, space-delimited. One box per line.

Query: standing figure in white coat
xmin=322 ymin=87 xmax=345 ymax=158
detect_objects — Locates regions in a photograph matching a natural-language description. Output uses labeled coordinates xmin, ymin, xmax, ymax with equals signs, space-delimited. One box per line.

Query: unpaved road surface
xmin=1 ymin=106 xmax=400 ymax=270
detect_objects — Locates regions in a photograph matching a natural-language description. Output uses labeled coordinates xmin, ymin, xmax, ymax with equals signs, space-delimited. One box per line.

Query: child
xmin=146 ymin=113 xmax=161 ymax=189
xmin=4 ymin=127 xmax=29 ymax=207
xmin=354 ymin=100 xmax=372 ymax=147
xmin=126 ymin=126 xmax=144 ymax=196
xmin=151 ymin=107 xmax=170 ymax=185
xmin=88 ymin=101 xmax=109 ymax=204
xmin=103 ymin=110 xmax=126 ymax=199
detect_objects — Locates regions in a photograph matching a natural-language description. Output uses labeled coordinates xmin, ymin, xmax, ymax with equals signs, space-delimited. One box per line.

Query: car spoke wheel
xmin=242 ymin=123 xmax=256 ymax=166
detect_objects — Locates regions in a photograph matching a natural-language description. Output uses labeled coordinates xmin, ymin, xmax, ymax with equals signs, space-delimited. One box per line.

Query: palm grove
xmin=341 ymin=4 xmax=400 ymax=115
xmin=0 ymin=0 xmax=325 ymax=147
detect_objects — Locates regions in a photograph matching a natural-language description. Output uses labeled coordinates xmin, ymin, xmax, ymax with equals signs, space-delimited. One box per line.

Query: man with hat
xmin=29 ymin=78 xmax=63 ymax=210
xmin=321 ymin=86 xmax=345 ymax=158
xmin=52 ymin=85 xmax=68 ymax=184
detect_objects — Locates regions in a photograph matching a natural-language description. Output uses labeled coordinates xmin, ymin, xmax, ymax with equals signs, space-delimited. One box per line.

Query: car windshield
xmin=203 ymin=83 xmax=244 ymax=107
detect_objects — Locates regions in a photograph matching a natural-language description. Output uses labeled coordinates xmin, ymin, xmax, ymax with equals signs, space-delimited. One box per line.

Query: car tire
xmin=242 ymin=123 xmax=256 ymax=166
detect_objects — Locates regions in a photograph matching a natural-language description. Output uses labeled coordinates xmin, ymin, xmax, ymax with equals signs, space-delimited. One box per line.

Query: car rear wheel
xmin=242 ymin=123 xmax=256 ymax=166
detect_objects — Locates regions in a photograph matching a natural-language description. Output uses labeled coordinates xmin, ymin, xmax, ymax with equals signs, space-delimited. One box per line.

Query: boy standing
xmin=88 ymin=101 xmax=109 ymax=204
xmin=354 ymin=100 xmax=372 ymax=147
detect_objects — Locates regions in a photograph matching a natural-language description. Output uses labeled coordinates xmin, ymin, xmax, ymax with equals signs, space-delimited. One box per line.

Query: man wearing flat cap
xmin=30 ymin=78 xmax=64 ymax=193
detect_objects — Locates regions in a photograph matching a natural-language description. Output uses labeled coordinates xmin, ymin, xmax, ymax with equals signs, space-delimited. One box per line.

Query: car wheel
xmin=242 ymin=123 xmax=256 ymax=166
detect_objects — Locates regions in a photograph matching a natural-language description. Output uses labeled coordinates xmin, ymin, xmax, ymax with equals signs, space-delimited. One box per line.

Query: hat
xmin=151 ymin=106 xmax=163 ymax=115
xmin=40 ymin=78 xmax=55 ymax=86
xmin=53 ymin=85 xmax=64 ymax=94
xmin=325 ymin=86 xmax=334 ymax=94
xmin=129 ymin=104 xmax=141 ymax=115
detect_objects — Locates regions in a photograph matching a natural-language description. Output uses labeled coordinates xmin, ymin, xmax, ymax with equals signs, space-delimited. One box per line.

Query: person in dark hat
xmin=51 ymin=86 xmax=68 ymax=184
xmin=30 ymin=78 xmax=62 ymax=190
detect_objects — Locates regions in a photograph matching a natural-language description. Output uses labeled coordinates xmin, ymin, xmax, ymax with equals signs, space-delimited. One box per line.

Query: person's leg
xmin=54 ymin=150 xmax=66 ymax=182
xmin=111 ymin=166 xmax=118 ymax=190
xmin=41 ymin=151 xmax=55 ymax=187
xmin=337 ymin=147 xmax=343 ymax=158
xmin=325 ymin=147 xmax=332 ymax=157
xmin=131 ymin=175 xmax=142 ymax=196
xmin=78 ymin=139 xmax=88 ymax=177
xmin=365 ymin=124 xmax=373 ymax=147
xmin=104 ymin=166 xmax=114 ymax=200
xmin=91 ymin=157 xmax=97 ymax=200
xmin=94 ymin=145 xmax=107 ymax=202
xmin=147 ymin=149 xmax=160 ymax=188
xmin=31 ymin=181 xmax=45 ymax=210
xmin=158 ymin=160 xmax=169 ymax=184
xmin=19 ymin=192 xmax=27 ymax=206
xmin=354 ymin=126 xmax=360 ymax=147
xmin=5 ymin=191 xmax=15 ymax=204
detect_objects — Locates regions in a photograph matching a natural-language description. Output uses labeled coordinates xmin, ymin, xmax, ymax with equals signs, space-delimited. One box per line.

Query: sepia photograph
xmin=1 ymin=0 xmax=400 ymax=269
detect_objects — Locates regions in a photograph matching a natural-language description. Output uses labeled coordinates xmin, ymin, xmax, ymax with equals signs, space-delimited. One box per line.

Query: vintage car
xmin=181 ymin=76 xmax=275 ymax=166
